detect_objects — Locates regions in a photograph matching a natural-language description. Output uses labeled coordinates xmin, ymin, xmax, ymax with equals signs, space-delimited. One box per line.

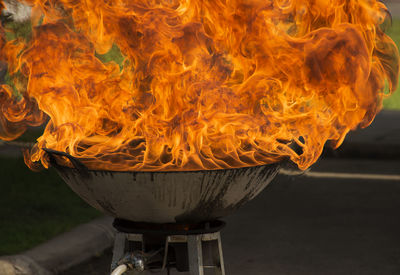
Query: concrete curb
xmin=0 ymin=216 xmax=115 ymax=275
xmin=0 ymin=255 xmax=52 ymax=275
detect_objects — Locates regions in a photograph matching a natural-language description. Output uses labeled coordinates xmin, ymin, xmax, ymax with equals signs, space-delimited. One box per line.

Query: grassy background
xmin=0 ymin=156 xmax=101 ymax=255
xmin=384 ymin=19 xmax=400 ymax=109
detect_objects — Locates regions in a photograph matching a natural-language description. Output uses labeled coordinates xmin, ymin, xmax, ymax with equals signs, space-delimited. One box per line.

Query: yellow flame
xmin=0 ymin=0 xmax=398 ymax=171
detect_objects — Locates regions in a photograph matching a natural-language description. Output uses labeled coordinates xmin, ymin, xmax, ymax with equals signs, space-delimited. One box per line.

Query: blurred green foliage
xmin=384 ymin=19 xmax=400 ymax=110
xmin=95 ymin=44 xmax=125 ymax=69
xmin=3 ymin=20 xmax=32 ymax=42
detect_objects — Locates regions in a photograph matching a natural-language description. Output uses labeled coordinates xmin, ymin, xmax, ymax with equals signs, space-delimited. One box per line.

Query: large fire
xmin=0 ymin=0 xmax=398 ymax=171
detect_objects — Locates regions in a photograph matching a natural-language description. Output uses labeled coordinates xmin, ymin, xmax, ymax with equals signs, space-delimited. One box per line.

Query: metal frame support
xmin=215 ymin=233 xmax=226 ymax=275
xmin=186 ymin=232 xmax=225 ymax=275
xmin=111 ymin=233 xmax=127 ymax=271
xmin=187 ymin=235 xmax=204 ymax=275
xmin=111 ymin=232 xmax=225 ymax=275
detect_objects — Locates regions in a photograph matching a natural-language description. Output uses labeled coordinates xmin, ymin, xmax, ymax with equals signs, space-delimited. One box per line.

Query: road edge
xmin=0 ymin=216 xmax=115 ymax=275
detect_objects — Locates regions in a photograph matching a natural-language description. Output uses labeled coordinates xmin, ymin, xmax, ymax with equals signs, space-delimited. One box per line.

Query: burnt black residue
xmin=226 ymin=164 xmax=280 ymax=213
xmin=258 ymin=163 xmax=281 ymax=184
xmin=92 ymin=170 xmax=115 ymax=178
xmin=79 ymin=174 xmax=96 ymax=195
xmin=96 ymin=198 xmax=117 ymax=217
xmin=175 ymin=163 xmax=281 ymax=223
xmin=43 ymin=149 xmax=92 ymax=180
xmin=49 ymin=162 xmax=92 ymax=182
xmin=58 ymin=169 xmax=71 ymax=181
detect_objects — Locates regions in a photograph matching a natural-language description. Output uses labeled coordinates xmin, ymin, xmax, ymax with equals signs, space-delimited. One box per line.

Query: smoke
xmin=1 ymin=0 xmax=31 ymax=23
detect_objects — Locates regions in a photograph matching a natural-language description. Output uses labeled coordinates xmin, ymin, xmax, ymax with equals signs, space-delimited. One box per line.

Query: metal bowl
xmin=44 ymin=149 xmax=281 ymax=223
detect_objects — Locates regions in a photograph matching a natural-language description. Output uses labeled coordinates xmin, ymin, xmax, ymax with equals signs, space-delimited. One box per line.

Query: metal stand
xmin=111 ymin=220 xmax=226 ymax=275
xmin=186 ymin=233 xmax=225 ymax=275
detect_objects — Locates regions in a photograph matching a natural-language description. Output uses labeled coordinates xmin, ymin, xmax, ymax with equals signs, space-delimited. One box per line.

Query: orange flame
xmin=0 ymin=0 xmax=398 ymax=171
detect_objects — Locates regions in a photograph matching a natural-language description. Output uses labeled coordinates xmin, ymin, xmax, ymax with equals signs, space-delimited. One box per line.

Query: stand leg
xmin=201 ymin=233 xmax=226 ymax=275
xmin=215 ymin=233 xmax=226 ymax=275
xmin=187 ymin=235 xmax=204 ymax=275
xmin=111 ymin=233 xmax=126 ymax=271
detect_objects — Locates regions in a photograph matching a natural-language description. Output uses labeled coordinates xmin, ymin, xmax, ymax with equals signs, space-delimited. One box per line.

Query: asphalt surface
xmin=61 ymin=158 xmax=400 ymax=275
xmin=387 ymin=2 xmax=400 ymax=17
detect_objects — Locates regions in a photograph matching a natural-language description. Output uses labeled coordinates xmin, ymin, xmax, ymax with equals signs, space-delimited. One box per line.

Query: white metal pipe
xmin=111 ymin=264 xmax=128 ymax=275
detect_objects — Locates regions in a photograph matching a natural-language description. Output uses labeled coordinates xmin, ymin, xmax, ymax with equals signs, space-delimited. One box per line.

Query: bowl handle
xmin=42 ymin=148 xmax=91 ymax=178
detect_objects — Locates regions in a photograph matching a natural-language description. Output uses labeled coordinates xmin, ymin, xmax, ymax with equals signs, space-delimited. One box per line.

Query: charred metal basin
xmin=44 ymin=149 xmax=281 ymax=223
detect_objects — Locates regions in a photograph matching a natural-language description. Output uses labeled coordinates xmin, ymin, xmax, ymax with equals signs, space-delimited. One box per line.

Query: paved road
xmin=61 ymin=158 xmax=400 ymax=275
xmin=387 ymin=2 xmax=400 ymax=17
